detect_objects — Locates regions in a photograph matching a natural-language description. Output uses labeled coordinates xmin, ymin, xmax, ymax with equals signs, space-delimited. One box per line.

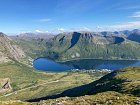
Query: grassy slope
xmin=33 ymin=66 xmax=140 ymax=105
xmin=53 ymin=67 xmax=140 ymax=98
xmin=0 ymin=67 xmax=140 ymax=105
xmin=0 ymin=62 xmax=104 ymax=101
xmin=40 ymin=91 xmax=140 ymax=105
xmin=0 ymin=92 xmax=139 ymax=105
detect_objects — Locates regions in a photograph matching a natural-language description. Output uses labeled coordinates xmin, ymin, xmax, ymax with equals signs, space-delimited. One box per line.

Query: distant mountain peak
xmin=0 ymin=32 xmax=5 ymax=37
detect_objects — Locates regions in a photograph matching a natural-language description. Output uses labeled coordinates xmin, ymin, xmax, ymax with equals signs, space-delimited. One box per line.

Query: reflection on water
xmin=33 ymin=58 xmax=140 ymax=72
xmin=63 ymin=59 xmax=140 ymax=70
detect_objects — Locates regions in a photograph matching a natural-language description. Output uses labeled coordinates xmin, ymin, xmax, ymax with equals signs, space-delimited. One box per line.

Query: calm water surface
xmin=33 ymin=58 xmax=140 ymax=72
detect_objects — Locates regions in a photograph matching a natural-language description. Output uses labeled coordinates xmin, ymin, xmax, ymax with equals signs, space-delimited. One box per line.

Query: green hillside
xmin=0 ymin=91 xmax=139 ymax=105
xmin=33 ymin=66 xmax=140 ymax=105
xmin=57 ymin=66 xmax=140 ymax=97
xmin=0 ymin=62 xmax=104 ymax=101
xmin=0 ymin=66 xmax=139 ymax=105
xmin=45 ymin=32 xmax=140 ymax=61
xmin=39 ymin=91 xmax=140 ymax=105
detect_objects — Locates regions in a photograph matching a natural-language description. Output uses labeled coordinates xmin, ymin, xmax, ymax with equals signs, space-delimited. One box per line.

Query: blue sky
xmin=0 ymin=0 xmax=140 ymax=33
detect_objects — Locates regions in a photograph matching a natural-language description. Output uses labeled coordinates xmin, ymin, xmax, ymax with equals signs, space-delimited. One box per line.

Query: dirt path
xmin=0 ymin=80 xmax=60 ymax=98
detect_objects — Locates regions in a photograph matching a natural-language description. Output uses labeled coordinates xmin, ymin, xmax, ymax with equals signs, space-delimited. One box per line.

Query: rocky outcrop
xmin=0 ymin=78 xmax=12 ymax=93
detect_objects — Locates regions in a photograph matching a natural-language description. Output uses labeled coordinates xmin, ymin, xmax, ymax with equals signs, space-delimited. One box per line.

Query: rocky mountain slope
xmin=0 ymin=32 xmax=27 ymax=63
xmin=11 ymin=33 xmax=53 ymax=59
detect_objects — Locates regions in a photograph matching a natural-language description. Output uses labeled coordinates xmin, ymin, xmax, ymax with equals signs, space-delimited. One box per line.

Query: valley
xmin=0 ymin=31 xmax=139 ymax=105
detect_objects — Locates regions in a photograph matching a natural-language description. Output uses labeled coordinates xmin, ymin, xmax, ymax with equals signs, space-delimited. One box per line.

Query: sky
xmin=0 ymin=0 xmax=140 ymax=34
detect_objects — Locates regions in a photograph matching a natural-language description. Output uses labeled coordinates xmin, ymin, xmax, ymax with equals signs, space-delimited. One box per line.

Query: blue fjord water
xmin=33 ymin=58 xmax=75 ymax=72
xmin=33 ymin=58 xmax=140 ymax=72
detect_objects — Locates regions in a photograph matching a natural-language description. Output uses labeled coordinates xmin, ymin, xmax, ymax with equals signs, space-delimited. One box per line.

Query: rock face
xmin=0 ymin=32 xmax=26 ymax=63
xmin=54 ymin=32 xmax=125 ymax=47
xmin=0 ymin=78 xmax=12 ymax=92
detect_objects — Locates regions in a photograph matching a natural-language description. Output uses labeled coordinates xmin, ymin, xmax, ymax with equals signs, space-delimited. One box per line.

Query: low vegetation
xmin=55 ymin=67 xmax=140 ymax=97
xmin=0 ymin=62 xmax=105 ymax=101
xmin=38 ymin=91 xmax=140 ymax=105
xmin=0 ymin=66 xmax=139 ymax=105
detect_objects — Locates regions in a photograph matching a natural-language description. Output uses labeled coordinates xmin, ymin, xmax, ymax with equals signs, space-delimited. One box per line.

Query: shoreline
xmin=56 ymin=58 xmax=140 ymax=63
xmin=33 ymin=57 xmax=140 ymax=62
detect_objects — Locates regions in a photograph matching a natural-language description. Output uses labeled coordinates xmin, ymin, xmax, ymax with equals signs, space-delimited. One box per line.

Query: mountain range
xmin=44 ymin=30 xmax=140 ymax=61
xmin=9 ymin=29 xmax=140 ymax=61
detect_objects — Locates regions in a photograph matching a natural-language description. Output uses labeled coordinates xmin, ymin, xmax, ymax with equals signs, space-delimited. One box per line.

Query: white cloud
xmin=80 ymin=27 xmax=91 ymax=31
xmin=69 ymin=27 xmax=91 ymax=32
xmin=109 ymin=21 xmax=140 ymax=30
xmin=35 ymin=30 xmax=41 ymax=33
xmin=57 ymin=28 xmax=65 ymax=31
xmin=92 ymin=21 xmax=140 ymax=32
xmin=35 ymin=30 xmax=48 ymax=33
xmin=20 ymin=31 xmax=31 ymax=34
xmin=130 ymin=11 xmax=140 ymax=18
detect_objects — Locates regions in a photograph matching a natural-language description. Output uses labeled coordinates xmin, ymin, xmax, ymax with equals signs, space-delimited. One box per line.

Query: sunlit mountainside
xmin=0 ymin=0 xmax=140 ymax=105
